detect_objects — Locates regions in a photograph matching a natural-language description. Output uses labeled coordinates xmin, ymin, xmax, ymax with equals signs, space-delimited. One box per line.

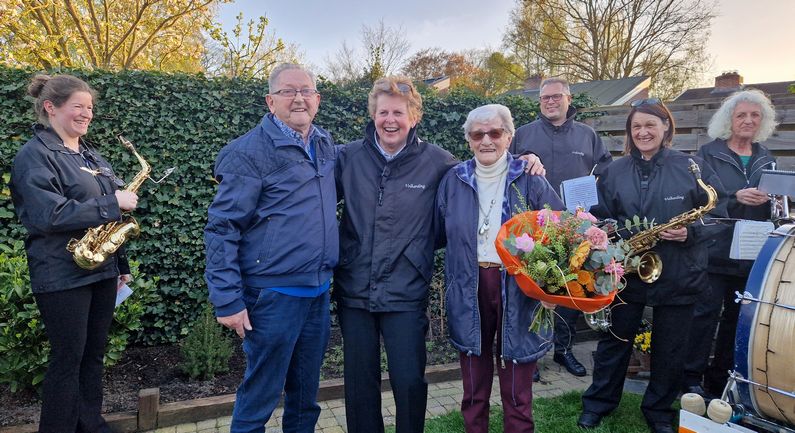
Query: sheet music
xmin=729 ymin=220 xmax=774 ymax=260
xmin=115 ymin=284 xmax=133 ymax=307
xmin=559 ymin=175 xmax=599 ymax=212
xmin=758 ymin=169 xmax=795 ymax=196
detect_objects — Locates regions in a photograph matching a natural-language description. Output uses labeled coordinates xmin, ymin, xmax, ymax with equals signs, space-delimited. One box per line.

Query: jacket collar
xmin=32 ymin=123 xmax=88 ymax=154
xmin=539 ymin=106 xmax=578 ymax=130
xmin=363 ymin=121 xmax=421 ymax=161
xmin=454 ymin=153 xmax=526 ymax=190
xmin=708 ymin=139 xmax=775 ymax=172
xmin=260 ymin=113 xmax=331 ymax=149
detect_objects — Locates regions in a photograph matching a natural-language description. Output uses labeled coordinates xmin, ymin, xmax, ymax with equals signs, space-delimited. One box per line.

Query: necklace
xmin=477 ymin=170 xmax=507 ymax=237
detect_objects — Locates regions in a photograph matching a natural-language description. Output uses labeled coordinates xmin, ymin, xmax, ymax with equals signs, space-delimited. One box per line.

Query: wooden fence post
xmin=138 ymin=387 xmax=160 ymax=430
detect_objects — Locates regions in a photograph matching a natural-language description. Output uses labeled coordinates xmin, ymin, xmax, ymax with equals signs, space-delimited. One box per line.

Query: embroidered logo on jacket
xmin=405 ymin=183 xmax=426 ymax=190
xmin=571 ymin=151 xmax=585 ymax=156
xmin=664 ymin=195 xmax=685 ymax=201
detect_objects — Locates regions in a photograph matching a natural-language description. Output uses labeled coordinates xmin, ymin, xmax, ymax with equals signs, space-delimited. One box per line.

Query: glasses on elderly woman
xmin=469 ymin=128 xmax=506 ymax=141
xmin=630 ymin=98 xmax=662 ymax=107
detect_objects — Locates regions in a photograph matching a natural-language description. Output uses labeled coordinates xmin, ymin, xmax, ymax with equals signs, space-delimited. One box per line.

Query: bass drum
xmin=733 ymin=224 xmax=795 ymax=427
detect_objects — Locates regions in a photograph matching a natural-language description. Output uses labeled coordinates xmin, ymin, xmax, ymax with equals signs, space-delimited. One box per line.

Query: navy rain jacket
xmin=334 ymin=122 xmax=457 ymax=312
xmin=204 ymin=114 xmax=338 ymax=317
xmin=10 ymin=125 xmax=129 ymax=293
xmin=592 ymin=148 xmax=728 ymax=306
xmin=696 ymin=139 xmax=775 ymax=276
xmin=436 ymin=154 xmax=564 ymax=363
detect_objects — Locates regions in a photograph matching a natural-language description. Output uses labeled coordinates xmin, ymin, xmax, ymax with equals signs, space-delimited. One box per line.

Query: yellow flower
xmin=569 ymin=240 xmax=591 ymax=271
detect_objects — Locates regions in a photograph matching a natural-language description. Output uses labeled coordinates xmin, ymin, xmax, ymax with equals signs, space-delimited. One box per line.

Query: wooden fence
xmin=580 ymin=94 xmax=795 ymax=170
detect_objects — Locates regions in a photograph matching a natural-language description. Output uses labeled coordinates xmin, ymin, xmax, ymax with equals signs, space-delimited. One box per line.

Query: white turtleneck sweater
xmin=475 ymin=152 xmax=508 ymax=264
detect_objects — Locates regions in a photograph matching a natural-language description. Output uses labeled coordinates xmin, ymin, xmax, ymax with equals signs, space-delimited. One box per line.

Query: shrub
xmin=179 ymin=304 xmax=233 ymax=380
xmin=0 ymin=241 xmax=156 ymax=392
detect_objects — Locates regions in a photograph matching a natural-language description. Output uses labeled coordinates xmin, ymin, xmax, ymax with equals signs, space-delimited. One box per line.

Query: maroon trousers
xmin=459 ymin=267 xmax=537 ymax=433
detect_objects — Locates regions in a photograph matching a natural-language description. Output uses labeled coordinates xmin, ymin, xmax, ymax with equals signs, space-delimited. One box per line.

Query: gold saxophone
xmin=67 ymin=136 xmax=151 ymax=270
xmin=586 ymin=158 xmax=718 ymax=332
xmin=624 ymin=158 xmax=718 ymax=283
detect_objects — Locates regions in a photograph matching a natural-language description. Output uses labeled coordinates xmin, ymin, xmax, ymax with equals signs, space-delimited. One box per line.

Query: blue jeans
xmin=231 ymin=288 xmax=330 ymax=433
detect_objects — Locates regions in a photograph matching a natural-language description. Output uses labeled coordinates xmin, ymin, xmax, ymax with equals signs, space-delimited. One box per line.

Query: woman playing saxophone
xmin=9 ymin=74 xmax=137 ymax=432
xmin=577 ymin=99 xmax=727 ymax=433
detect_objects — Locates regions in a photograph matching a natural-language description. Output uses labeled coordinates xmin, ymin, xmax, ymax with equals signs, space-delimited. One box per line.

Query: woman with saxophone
xmin=10 ymin=74 xmax=138 ymax=433
xmin=577 ymin=99 xmax=726 ymax=433
xmin=683 ymin=90 xmax=778 ymax=397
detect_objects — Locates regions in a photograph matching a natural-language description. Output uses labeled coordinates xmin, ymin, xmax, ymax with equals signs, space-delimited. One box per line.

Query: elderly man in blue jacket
xmin=204 ymin=63 xmax=338 ymax=433
xmin=509 ymin=77 xmax=613 ymax=379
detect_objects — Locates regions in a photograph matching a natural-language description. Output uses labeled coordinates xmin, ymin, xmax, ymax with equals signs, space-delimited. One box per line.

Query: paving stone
xmin=197 ymin=429 xmax=217 ymax=433
xmin=317 ymin=416 xmax=338 ymax=428
xmin=217 ymin=426 xmax=231 ymax=433
xmin=216 ymin=416 xmax=232 ymax=426
xmin=153 ymin=427 xmax=177 ymax=433
xmin=320 ymin=426 xmax=346 ymax=433
xmin=175 ymin=423 xmax=198 ymax=433
xmin=196 ymin=419 xmax=217 ymax=430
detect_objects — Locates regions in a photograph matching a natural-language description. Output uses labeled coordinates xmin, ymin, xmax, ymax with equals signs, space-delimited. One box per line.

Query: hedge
xmin=0 ymin=66 xmax=597 ymax=344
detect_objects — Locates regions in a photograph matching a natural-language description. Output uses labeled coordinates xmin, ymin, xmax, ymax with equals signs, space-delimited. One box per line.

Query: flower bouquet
xmin=495 ymin=208 xmax=627 ymax=333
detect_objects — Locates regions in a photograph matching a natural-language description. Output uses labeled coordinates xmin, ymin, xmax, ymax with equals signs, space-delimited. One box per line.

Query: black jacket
xmin=592 ymin=147 xmax=727 ymax=306
xmin=10 ymin=125 xmax=129 ymax=293
xmin=509 ymin=106 xmax=612 ymax=192
xmin=334 ymin=122 xmax=457 ymax=312
xmin=696 ymin=139 xmax=776 ymax=275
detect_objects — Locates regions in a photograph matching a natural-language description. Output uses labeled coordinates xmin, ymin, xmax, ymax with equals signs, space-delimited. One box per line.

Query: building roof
xmin=674 ymin=80 xmax=795 ymax=102
xmin=506 ymin=76 xmax=651 ymax=106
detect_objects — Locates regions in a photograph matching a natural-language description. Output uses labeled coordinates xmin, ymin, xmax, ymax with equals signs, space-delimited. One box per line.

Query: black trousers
xmin=683 ymin=273 xmax=745 ymax=392
xmin=338 ymin=306 xmax=429 ymax=433
xmin=581 ymin=300 xmax=694 ymax=425
xmin=553 ymin=306 xmax=580 ymax=353
xmin=34 ymin=278 xmax=117 ymax=433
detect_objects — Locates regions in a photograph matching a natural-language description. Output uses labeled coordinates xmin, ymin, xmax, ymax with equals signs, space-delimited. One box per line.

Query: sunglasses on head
xmin=630 ymin=98 xmax=662 ymax=107
xmin=395 ymin=83 xmax=412 ymax=93
xmin=469 ymin=128 xmax=506 ymax=141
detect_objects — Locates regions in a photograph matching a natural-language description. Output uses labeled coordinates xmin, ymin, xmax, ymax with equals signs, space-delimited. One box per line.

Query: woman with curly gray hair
xmin=682 ymin=89 xmax=778 ymax=397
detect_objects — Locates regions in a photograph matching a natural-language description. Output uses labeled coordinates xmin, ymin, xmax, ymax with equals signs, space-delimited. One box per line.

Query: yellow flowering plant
xmin=633 ymin=320 xmax=652 ymax=354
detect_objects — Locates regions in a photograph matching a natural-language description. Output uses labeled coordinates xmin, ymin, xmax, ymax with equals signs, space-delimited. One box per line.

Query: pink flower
xmin=585 ymin=226 xmax=609 ymax=250
xmin=576 ymin=210 xmax=598 ymax=223
xmin=515 ymin=233 xmax=536 ymax=253
xmin=604 ymin=259 xmax=624 ymax=277
xmin=536 ymin=209 xmax=560 ymax=227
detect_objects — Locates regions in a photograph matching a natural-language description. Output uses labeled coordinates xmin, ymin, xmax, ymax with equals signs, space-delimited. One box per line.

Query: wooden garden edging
xmin=0 ymin=363 xmax=463 ymax=433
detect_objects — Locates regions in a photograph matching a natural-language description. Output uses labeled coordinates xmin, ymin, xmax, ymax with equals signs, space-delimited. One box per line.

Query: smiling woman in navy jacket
xmin=577 ymin=99 xmax=726 ymax=433
xmin=436 ymin=104 xmax=563 ymax=433
xmin=10 ymin=74 xmax=138 ymax=433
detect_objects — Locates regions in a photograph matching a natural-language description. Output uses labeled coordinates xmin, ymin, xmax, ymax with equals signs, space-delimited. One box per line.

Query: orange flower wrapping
xmin=495 ymin=210 xmax=616 ymax=313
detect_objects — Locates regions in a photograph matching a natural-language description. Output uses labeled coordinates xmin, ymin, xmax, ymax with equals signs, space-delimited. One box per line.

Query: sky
xmin=217 ymin=0 xmax=795 ymax=86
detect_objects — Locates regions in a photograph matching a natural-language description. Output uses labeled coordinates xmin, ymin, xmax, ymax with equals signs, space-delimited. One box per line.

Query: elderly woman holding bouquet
xmin=435 ymin=104 xmax=563 ymax=433
xmin=578 ymin=99 xmax=726 ymax=433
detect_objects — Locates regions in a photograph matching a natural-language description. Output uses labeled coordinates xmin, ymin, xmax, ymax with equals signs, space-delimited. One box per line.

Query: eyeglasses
xmin=630 ymin=98 xmax=662 ymax=107
xmin=469 ymin=129 xmax=506 ymax=141
xmin=540 ymin=93 xmax=566 ymax=103
xmin=271 ymin=88 xmax=319 ymax=98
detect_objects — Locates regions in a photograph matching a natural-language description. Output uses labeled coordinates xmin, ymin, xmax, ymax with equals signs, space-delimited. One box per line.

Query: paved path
xmin=145 ymin=340 xmax=598 ymax=433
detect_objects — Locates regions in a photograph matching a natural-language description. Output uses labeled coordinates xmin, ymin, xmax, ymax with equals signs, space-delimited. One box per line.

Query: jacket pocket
xmin=255 ymin=217 xmax=275 ymax=268
xmin=403 ymin=239 xmax=433 ymax=283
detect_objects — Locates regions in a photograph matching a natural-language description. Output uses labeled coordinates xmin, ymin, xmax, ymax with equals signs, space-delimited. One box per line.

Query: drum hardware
xmin=728 ymin=371 xmax=795 ymax=400
xmin=734 ymin=291 xmax=795 ymax=311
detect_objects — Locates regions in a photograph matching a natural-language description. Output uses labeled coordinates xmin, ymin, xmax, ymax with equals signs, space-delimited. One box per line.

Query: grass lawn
xmin=388 ymin=391 xmax=662 ymax=433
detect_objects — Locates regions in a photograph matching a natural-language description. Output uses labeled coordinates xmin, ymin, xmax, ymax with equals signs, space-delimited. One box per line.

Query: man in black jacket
xmin=509 ymin=77 xmax=613 ymax=378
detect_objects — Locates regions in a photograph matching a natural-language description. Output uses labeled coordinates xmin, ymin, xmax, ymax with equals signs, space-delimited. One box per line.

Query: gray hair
xmin=268 ymin=63 xmax=317 ymax=92
xmin=707 ymin=89 xmax=778 ymax=142
xmin=462 ymin=104 xmax=515 ymax=140
xmin=540 ymin=77 xmax=571 ymax=95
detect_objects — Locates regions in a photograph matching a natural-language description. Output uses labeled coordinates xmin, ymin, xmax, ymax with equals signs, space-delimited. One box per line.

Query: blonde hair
xmin=367 ymin=76 xmax=423 ymax=123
